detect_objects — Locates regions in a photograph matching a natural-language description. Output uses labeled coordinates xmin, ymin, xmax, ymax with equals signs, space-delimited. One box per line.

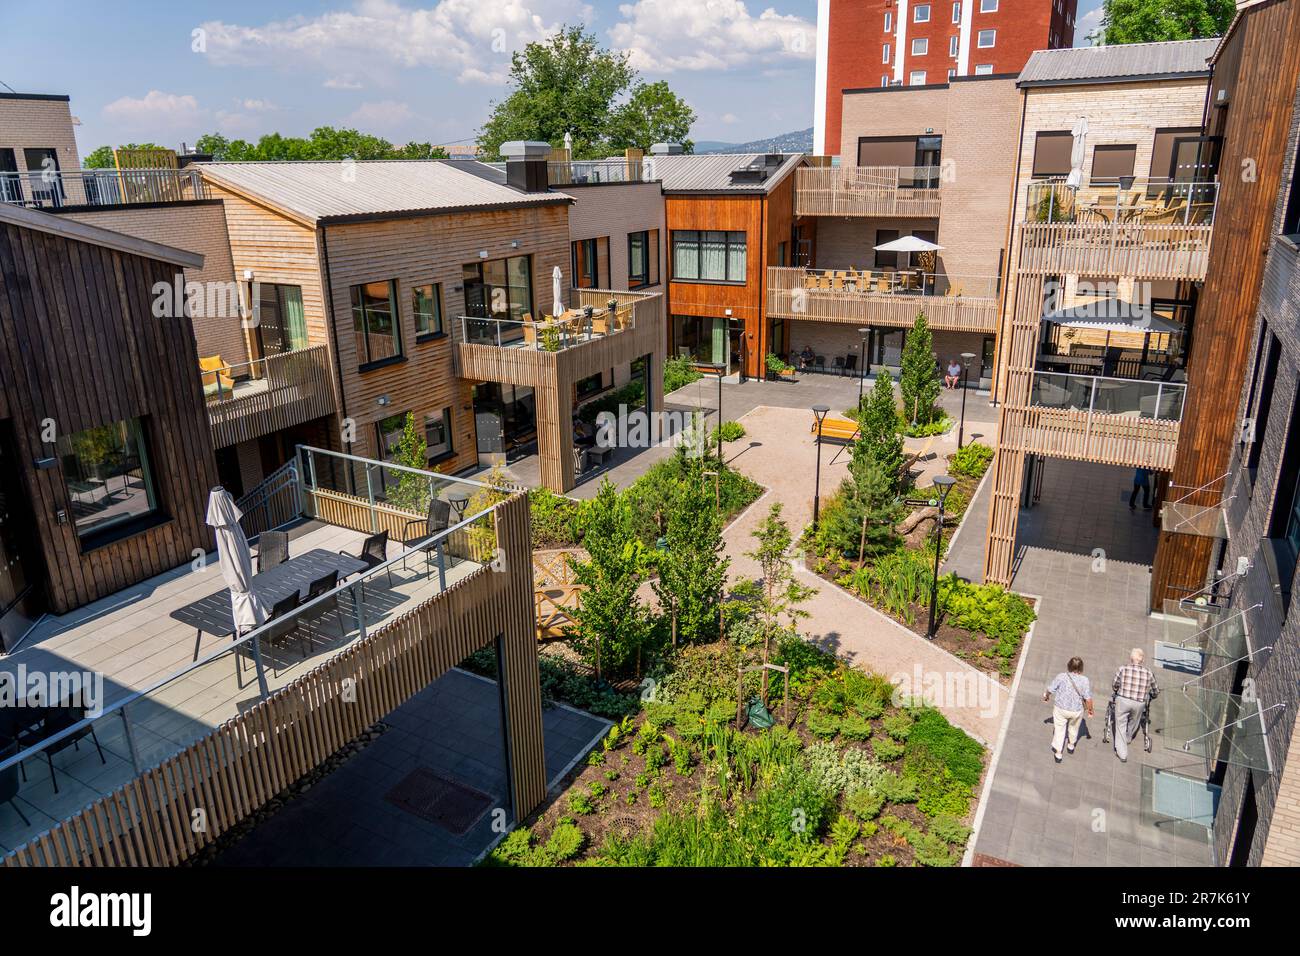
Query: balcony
xmin=202 ymin=345 xmax=337 ymax=449
xmin=1018 ymin=179 xmax=1216 ymax=280
xmin=0 ymin=447 xmax=539 ymax=862
xmin=0 ymin=167 xmax=208 ymax=210
xmin=794 ymin=165 xmax=942 ymax=218
xmin=547 ymin=158 xmax=646 ymax=186
xmin=767 ymin=266 xmax=999 ymax=333
xmin=1021 ymin=370 xmax=1184 ymax=468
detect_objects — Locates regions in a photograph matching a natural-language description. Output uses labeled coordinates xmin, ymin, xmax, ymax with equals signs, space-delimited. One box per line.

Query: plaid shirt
xmin=1113 ymin=663 xmax=1159 ymax=702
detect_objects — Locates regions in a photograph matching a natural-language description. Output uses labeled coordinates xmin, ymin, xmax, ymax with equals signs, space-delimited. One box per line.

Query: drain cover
xmin=384 ymin=768 xmax=494 ymax=835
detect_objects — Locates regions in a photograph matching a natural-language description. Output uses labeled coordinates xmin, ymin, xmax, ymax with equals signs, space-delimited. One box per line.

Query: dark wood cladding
xmin=1151 ymin=0 xmax=1300 ymax=609
xmin=0 ymin=220 xmax=217 ymax=613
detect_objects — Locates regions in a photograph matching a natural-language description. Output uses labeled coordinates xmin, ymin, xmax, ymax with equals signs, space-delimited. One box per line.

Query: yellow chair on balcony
xmin=199 ymin=356 xmax=234 ymax=398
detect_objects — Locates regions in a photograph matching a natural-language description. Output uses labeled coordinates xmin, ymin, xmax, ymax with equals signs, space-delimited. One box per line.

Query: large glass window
xmin=413 ymin=283 xmax=444 ymax=338
xmin=628 ymin=229 xmax=659 ymax=288
xmin=672 ymin=230 xmax=746 ymax=283
xmin=58 ymin=418 xmax=159 ymax=541
xmin=977 ymin=28 xmax=996 ymax=47
xmin=255 ymin=283 xmax=308 ymax=355
xmin=572 ymin=237 xmax=609 ymax=289
xmin=351 ymin=279 xmax=401 ymax=367
xmin=424 ymin=407 xmax=453 ymax=461
xmin=462 ymin=255 xmax=534 ymax=321
xmin=1268 ymin=387 xmax=1300 ymax=611
xmin=1091 ymin=144 xmax=1137 ymax=185
xmin=672 ymin=315 xmax=728 ymax=365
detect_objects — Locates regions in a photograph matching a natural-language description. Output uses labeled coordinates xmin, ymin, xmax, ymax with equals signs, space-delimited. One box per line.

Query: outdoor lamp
xmin=857 ymin=326 xmax=872 ymax=407
xmin=958 ymin=351 xmax=976 ymax=450
xmin=926 ymin=475 xmax=957 ymax=639
xmin=812 ymin=404 xmax=831 ymax=531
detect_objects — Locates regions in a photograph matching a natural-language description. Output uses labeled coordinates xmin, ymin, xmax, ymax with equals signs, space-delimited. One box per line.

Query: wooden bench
xmin=811 ymin=415 xmax=860 ymax=443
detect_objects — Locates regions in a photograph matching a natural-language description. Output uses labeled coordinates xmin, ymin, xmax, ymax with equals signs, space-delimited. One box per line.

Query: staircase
xmin=236 ymin=460 xmax=302 ymax=538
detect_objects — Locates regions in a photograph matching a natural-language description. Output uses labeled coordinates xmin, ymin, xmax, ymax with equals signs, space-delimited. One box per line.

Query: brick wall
xmin=0 ymin=95 xmax=82 ymax=199
xmin=59 ymin=201 xmax=246 ymax=366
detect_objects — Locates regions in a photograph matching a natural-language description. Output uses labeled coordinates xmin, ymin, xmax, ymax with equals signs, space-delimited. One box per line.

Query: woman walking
xmin=1043 ymin=657 xmax=1093 ymax=763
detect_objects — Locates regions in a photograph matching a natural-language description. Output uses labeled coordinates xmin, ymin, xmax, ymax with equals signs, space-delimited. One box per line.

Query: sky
xmin=0 ymin=0 xmax=1105 ymax=155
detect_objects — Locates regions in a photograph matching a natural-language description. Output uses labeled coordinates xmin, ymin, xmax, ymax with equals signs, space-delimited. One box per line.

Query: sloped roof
xmin=647 ymin=153 xmax=805 ymax=194
xmin=1019 ymin=38 xmax=1219 ymax=87
xmin=0 ymin=201 xmax=203 ymax=267
xmin=197 ymin=159 xmax=570 ymax=225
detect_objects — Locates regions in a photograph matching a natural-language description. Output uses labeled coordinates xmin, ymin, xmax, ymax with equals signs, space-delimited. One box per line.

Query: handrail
xmin=0 ymin=166 xmax=207 ymax=208
xmin=202 ymin=345 xmax=327 ymax=404
xmin=1029 ymin=369 xmax=1188 ymax=422
xmin=1024 ymin=177 xmax=1218 ymax=227
xmin=770 ymin=266 xmax=999 ymax=300
xmin=0 ymin=476 xmax=504 ymax=776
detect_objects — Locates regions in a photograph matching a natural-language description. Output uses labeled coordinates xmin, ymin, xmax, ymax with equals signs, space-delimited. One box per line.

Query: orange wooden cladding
xmin=2 ymin=495 xmax=545 ymax=867
xmin=206 ymin=345 xmax=337 ymax=449
xmin=1151 ymin=0 xmax=1300 ymax=609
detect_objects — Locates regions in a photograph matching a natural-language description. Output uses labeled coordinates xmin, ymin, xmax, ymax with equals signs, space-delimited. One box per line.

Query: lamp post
xmin=714 ymin=362 xmax=725 ymax=465
xmin=857 ymin=326 xmax=871 ymax=410
xmin=925 ymin=475 xmax=956 ymax=639
xmin=812 ymin=404 xmax=830 ymax=530
xmin=958 ymin=351 xmax=975 ymax=450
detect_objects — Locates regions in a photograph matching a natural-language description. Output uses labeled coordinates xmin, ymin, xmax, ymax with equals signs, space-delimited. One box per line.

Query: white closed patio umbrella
xmin=551 ymin=265 xmax=564 ymax=318
xmin=1065 ymin=116 xmax=1088 ymax=189
xmin=205 ymin=486 xmax=267 ymax=636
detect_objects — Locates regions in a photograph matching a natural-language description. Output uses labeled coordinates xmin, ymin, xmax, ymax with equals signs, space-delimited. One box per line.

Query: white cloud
xmin=721 ymin=112 xmax=739 ymax=124
xmin=198 ymin=0 xmax=592 ymax=85
xmin=345 ymin=99 xmax=417 ymax=132
xmin=102 ymin=90 xmax=203 ymax=132
xmin=609 ymin=0 xmax=814 ymax=73
xmin=1076 ymin=5 xmax=1104 ymax=45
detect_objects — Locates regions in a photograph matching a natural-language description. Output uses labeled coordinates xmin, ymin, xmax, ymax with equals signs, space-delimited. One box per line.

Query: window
xmin=628 ymin=229 xmax=659 ymax=288
xmin=910 ymin=71 xmax=927 ymax=86
xmin=58 ymin=418 xmax=159 ymax=542
xmin=977 ymin=28 xmax=995 ymax=47
xmin=980 ymin=0 xmax=998 ymax=10
xmin=424 ymin=407 xmax=453 ymax=461
xmin=254 ymin=283 xmax=308 ymax=354
xmin=874 ymin=229 xmax=900 ymax=268
xmin=576 ymin=371 xmax=606 ymax=399
xmin=672 ymin=315 xmax=728 ymax=365
xmin=884 ymin=11 xmax=893 ymax=31
xmin=462 ymin=255 xmax=533 ymax=322
xmin=571 ymin=236 xmax=609 ymax=289
xmin=1268 ymin=386 xmax=1300 ymax=611
xmin=350 ymin=279 xmax=402 ymax=367
xmin=975 ymin=63 xmax=994 ymax=75
xmin=912 ymin=37 xmax=928 ymax=56
xmin=914 ymin=4 xmax=931 ymax=22
xmin=1282 ymin=134 xmax=1300 ymax=237
xmin=952 ymin=2 xmax=962 ymax=23
xmin=1090 ymin=144 xmax=1137 ymax=184
xmin=949 ymin=35 xmax=959 ymax=57
xmin=883 ymin=43 xmax=891 ymax=63
xmin=413 ymin=283 xmax=443 ymax=338
xmin=1031 ymin=130 xmax=1074 ymax=178
xmin=671 ymin=230 xmax=747 ymax=283
xmin=1248 ymin=335 xmax=1281 ymax=479
xmin=882 ymin=75 xmax=891 ymax=87
xmin=375 ymin=411 xmax=408 ymax=465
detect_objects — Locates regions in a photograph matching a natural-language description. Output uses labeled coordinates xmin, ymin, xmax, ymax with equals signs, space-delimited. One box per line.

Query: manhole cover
xmin=384 ymin=768 xmax=494 ymax=835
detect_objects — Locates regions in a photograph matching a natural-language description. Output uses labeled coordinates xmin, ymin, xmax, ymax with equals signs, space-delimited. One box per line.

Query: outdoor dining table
xmin=173 ymin=547 xmax=368 ymax=688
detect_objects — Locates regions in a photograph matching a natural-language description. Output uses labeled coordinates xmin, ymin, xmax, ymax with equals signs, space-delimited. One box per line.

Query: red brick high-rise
xmin=814 ymin=0 xmax=1078 ymax=156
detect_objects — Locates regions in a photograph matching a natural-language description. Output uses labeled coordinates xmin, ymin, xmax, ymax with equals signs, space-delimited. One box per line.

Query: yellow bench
xmin=811 ymin=415 xmax=860 ymax=443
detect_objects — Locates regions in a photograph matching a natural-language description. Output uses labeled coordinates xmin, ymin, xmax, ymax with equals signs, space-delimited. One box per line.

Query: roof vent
xmin=729 ymin=162 xmax=770 ymax=184
xmin=650 ymin=142 xmax=684 ymax=155
xmin=763 ymin=153 xmax=784 ymax=167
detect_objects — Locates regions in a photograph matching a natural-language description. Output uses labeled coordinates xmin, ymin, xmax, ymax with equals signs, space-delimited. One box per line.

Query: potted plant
xmin=766 ymin=352 xmax=795 ymax=381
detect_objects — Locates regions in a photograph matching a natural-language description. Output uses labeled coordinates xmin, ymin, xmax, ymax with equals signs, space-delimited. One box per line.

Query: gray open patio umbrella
xmin=205 ymin=486 xmax=267 ymax=636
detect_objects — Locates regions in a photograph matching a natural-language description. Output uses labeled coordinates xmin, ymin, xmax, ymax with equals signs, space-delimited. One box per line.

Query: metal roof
xmin=647 ymin=153 xmax=805 ymax=194
xmin=197 ymin=160 xmax=570 ymax=224
xmin=1018 ymin=38 xmax=1219 ymax=87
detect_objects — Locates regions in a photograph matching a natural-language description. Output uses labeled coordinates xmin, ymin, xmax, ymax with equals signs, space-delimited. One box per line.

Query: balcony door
xmin=0 ymin=421 xmax=48 ymax=652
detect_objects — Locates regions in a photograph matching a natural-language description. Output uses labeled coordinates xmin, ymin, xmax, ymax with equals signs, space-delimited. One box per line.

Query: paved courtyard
xmin=215 ymin=668 xmax=610 ymax=867
xmin=947 ymin=458 xmax=1215 ymax=866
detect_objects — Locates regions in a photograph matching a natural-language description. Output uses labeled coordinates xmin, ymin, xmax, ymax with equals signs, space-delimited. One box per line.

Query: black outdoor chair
xmin=832 ymin=356 xmax=846 ymax=376
xmin=844 ymin=354 xmax=858 ymax=378
xmin=815 ymin=354 xmax=827 ymax=373
xmin=260 ymin=591 xmax=305 ymax=676
xmin=31 ymin=704 xmax=106 ymax=795
xmin=1 ymin=740 xmax=30 ymax=826
xmin=257 ymin=530 xmax=290 ymax=572
xmin=300 ymin=570 xmax=344 ymax=648
xmin=341 ymin=530 xmax=392 ymax=588
xmin=401 ymin=499 xmax=451 ymax=578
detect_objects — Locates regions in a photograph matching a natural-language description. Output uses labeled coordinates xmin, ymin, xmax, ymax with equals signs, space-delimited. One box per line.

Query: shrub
xmin=876 ymin=853 xmax=897 ymax=867
xmin=544 ymin=822 xmax=587 ymax=861
xmin=872 ymin=737 xmax=905 ymax=761
xmin=804 ymin=742 xmax=887 ymax=796
xmin=846 ymin=788 xmax=885 ymax=821
xmin=806 ymin=709 xmax=842 ymax=739
xmin=568 ymin=791 xmax=596 ymax=815
xmin=930 ymin=814 xmax=973 ymax=846
xmin=528 ymin=488 xmax=583 ymax=548
xmin=912 ymin=831 xmax=959 ymax=867
xmin=938 ymin=575 xmax=1036 ymax=651
xmin=839 ymin=712 xmax=874 ymax=741
xmin=900 ymin=413 xmax=951 ymax=438
xmin=948 ymin=441 xmax=994 ymax=479
xmin=874 ymin=771 xmax=919 ymax=804
xmin=906 ymin=709 xmax=985 ymax=788
xmin=711 ymin=420 xmax=747 ymax=443
xmin=880 ymin=713 xmax=914 ymax=741
xmin=663 ymin=355 xmax=703 ymax=394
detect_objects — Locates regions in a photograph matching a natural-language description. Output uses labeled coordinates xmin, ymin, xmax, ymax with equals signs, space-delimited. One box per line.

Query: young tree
xmin=191 ymin=128 xmax=448 ymax=162
xmin=477 ymin=25 xmax=694 ymax=159
xmin=817 ymin=456 xmax=902 ymax=566
xmin=651 ymin=475 xmax=729 ymax=647
xmin=385 ymin=412 xmax=431 ymax=513
xmin=569 ymin=479 xmax=653 ymax=680
xmin=856 ymin=371 xmax=905 ymax=492
xmin=1097 ymin=0 xmax=1234 ymax=44
xmin=899 ymin=311 xmax=941 ymax=428
xmin=736 ymin=504 xmax=817 ymax=696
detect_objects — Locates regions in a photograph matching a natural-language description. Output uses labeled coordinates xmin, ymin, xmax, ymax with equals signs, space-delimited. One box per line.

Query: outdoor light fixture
xmin=925 ymin=475 xmax=957 ymax=639
xmin=958 ymin=351 xmax=976 ymax=449
xmin=812 ymin=404 xmax=831 ymax=530
xmin=377 ymin=395 xmax=390 ymax=407
xmin=857 ymin=326 xmax=872 ymax=408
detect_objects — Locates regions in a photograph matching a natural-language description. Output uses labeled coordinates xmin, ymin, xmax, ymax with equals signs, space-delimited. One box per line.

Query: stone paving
xmin=946 ymin=458 xmax=1215 ymax=866
xmin=216 ymin=668 xmax=610 ymax=867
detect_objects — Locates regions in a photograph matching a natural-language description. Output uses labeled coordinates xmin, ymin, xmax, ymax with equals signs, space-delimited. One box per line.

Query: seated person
xmin=799 ymin=346 xmax=815 ymax=370
xmin=945 ymin=359 xmax=962 ymax=389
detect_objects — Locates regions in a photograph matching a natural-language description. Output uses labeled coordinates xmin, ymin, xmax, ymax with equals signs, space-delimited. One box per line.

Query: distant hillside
xmin=695 ymin=128 xmax=813 ymax=155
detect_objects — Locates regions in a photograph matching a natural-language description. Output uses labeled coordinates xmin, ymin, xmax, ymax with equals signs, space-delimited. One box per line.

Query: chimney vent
xmin=500 ymin=140 xmax=552 ymax=193
xmin=650 ymin=142 xmax=684 ymax=155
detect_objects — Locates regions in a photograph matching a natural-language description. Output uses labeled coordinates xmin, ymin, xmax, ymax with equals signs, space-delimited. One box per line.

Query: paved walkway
xmin=947 ymin=458 xmax=1215 ymax=866
xmin=723 ymin=405 xmax=1007 ymax=745
xmin=216 ymin=668 xmax=610 ymax=866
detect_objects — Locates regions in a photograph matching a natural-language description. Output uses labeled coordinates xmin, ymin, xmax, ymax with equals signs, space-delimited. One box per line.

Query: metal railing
xmin=548 ymin=158 xmax=647 ymax=185
xmin=1024 ymin=177 xmax=1218 ymax=227
xmin=201 ymin=345 xmax=327 ymax=405
xmin=0 ymin=447 xmax=506 ymax=847
xmin=0 ymin=166 xmax=208 ymax=209
xmin=799 ymin=164 xmax=942 ymax=191
xmin=1029 ymin=370 xmax=1187 ymax=421
xmin=458 ymin=288 xmax=656 ymax=351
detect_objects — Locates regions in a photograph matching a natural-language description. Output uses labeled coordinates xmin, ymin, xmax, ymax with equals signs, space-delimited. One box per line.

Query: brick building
xmin=814 ymin=0 xmax=1078 ymax=156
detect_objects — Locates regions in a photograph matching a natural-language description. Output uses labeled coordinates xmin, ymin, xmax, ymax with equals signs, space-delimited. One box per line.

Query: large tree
xmin=477 ymin=25 xmax=695 ymax=159
xmin=189 ymin=128 xmax=447 ymax=162
xmin=1096 ymin=0 xmax=1234 ymax=44
xmin=651 ymin=471 xmax=729 ymax=647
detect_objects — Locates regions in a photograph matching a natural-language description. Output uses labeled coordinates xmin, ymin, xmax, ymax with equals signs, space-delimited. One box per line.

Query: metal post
xmin=926 ymin=510 xmax=944 ymax=639
xmin=119 ymin=708 xmax=142 ymax=774
xmin=813 ymin=431 xmax=825 ymax=529
xmin=364 ymin=463 xmax=378 ymax=532
xmin=435 ymin=540 xmax=448 ymax=590
xmin=352 ymin=582 xmax=367 ymax=640
xmin=250 ymin=635 xmax=270 ymax=698
xmin=1154 ymin=383 xmax=1163 ymax=420
xmin=716 ymin=367 xmax=723 ymax=465
xmin=959 ymin=365 xmax=969 ymax=449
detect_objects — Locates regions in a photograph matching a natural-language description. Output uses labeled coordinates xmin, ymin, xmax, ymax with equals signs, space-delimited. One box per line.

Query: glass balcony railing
xmin=1029 ymin=370 xmax=1187 ymax=421
xmin=0 ymin=167 xmax=208 ymax=209
xmin=1024 ymin=177 xmax=1218 ymax=227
